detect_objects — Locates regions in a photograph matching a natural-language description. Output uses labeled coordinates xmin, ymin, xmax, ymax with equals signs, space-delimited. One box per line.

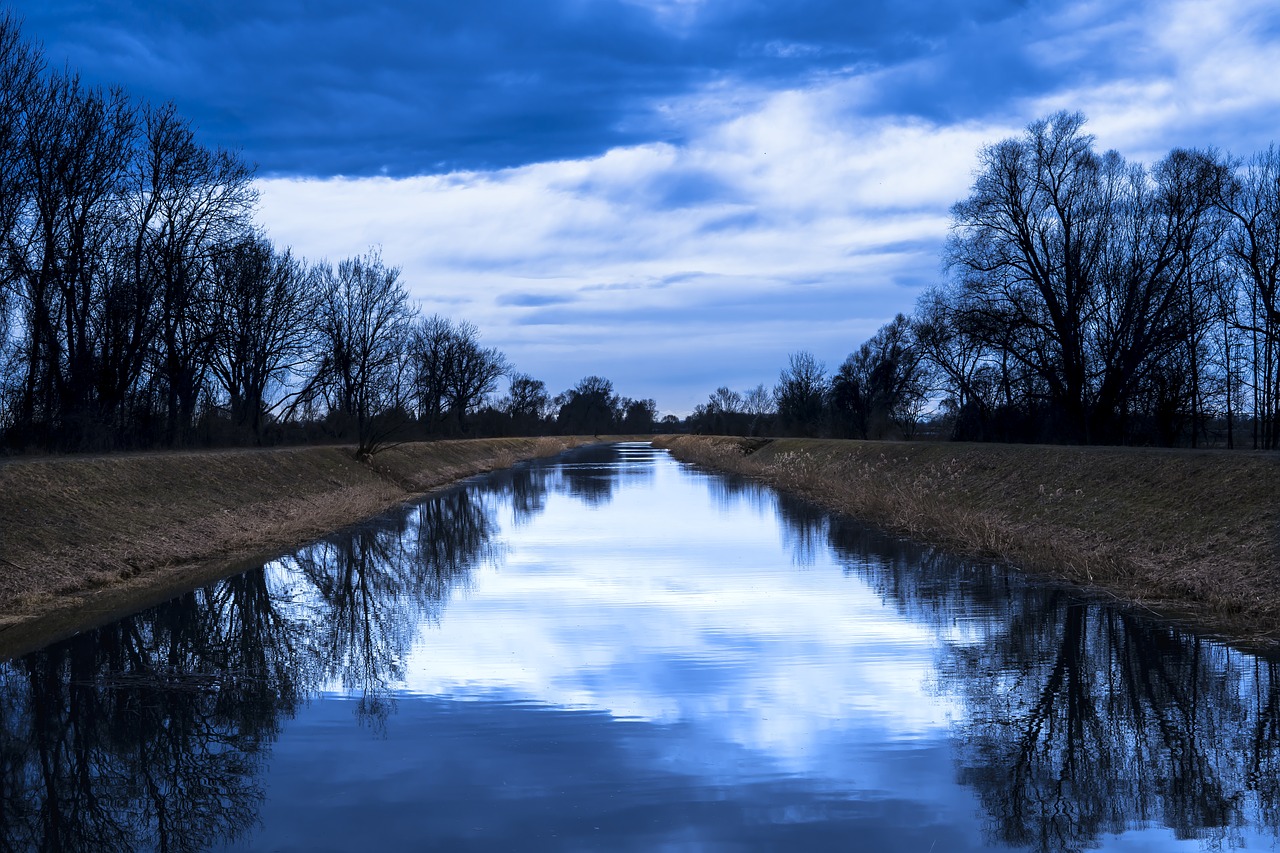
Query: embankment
xmin=0 ymin=437 xmax=591 ymax=655
xmin=654 ymin=435 xmax=1280 ymax=644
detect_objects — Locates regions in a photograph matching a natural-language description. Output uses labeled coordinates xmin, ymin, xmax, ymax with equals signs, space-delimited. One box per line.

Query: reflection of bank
xmin=0 ymin=462 xmax=524 ymax=850
xmin=0 ymin=570 xmax=304 ymax=852
xmin=798 ymin=502 xmax=1280 ymax=853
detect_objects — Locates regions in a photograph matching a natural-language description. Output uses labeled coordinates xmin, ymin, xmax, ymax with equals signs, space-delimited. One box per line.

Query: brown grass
xmin=654 ymin=435 xmax=1280 ymax=645
xmin=0 ymin=437 xmax=594 ymax=654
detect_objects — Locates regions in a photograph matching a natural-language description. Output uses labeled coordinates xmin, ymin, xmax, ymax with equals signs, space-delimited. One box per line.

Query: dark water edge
xmin=1 ymin=442 xmax=1278 ymax=852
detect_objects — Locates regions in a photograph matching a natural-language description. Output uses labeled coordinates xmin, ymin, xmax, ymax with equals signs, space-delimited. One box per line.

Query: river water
xmin=2 ymin=442 xmax=1279 ymax=852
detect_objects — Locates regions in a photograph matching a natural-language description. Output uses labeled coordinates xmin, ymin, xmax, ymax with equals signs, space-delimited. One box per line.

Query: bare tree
xmin=408 ymin=314 xmax=509 ymax=435
xmin=10 ymin=71 xmax=137 ymax=449
xmin=829 ymin=314 xmax=930 ymax=439
xmin=134 ymin=101 xmax=256 ymax=446
xmin=914 ymin=286 xmax=995 ymax=437
xmin=742 ymin=384 xmax=772 ymax=416
xmin=311 ymin=249 xmax=414 ymax=457
xmin=1218 ymin=145 xmax=1280 ymax=448
xmin=709 ymin=386 xmax=743 ymax=414
xmin=556 ymin=375 xmax=619 ymax=434
xmin=945 ymin=112 xmax=1227 ymax=444
xmin=945 ymin=112 xmax=1107 ymax=442
xmin=0 ymin=15 xmax=43 ymax=438
xmin=0 ymin=12 xmax=39 ymax=293
xmin=774 ymin=351 xmax=827 ymax=436
xmin=741 ymin=383 xmax=773 ymax=435
xmin=500 ymin=372 xmax=550 ymax=435
xmin=443 ymin=320 xmax=509 ymax=432
xmin=208 ymin=233 xmax=318 ymax=441
xmin=619 ymin=397 xmax=657 ymax=433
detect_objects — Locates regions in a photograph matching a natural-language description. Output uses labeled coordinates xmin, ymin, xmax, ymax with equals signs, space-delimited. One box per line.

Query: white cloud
xmin=256 ymin=81 xmax=999 ymax=412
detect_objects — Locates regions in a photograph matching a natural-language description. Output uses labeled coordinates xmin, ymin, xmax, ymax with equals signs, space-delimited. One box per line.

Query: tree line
xmin=0 ymin=14 xmax=656 ymax=455
xmin=695 ymin=111 xmax=1280 ymax=448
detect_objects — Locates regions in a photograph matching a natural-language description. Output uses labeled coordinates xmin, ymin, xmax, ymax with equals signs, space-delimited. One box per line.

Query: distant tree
xmin=914 ymin=287 xmax=989 ymax=433
xmin=311 ymin=249 xmax=414 ymax=457
xmin=500 ymin=372 xmax=550 ymax=435
xmin=742 ymin=384 xmax=772 ymax=417
xmin=827 ymin=358 xmax=870 ymax=440
xmin=774 ymin=351 xmax=827 ymax=436
xmin=442 ymin=321 xmax=509 ymax=433
xmin=620 ymin=397 xmax=657 ymax=433
xmin=408 ymin=314 xmax=509 ymax=435
xmin=709 ymin=386 xmax=743 ymax=414
xmin=407 ymin=314 xmax=453 ymax=434
xmin=830 ymin=314 xmax=930 ymax=439
xmin=556 ymin=375 xmax=619 ymax=434
xmin=742 ymin=382 xmax=773 ymax=435
xmin=689 ymin=384 xmax=764 ymax=435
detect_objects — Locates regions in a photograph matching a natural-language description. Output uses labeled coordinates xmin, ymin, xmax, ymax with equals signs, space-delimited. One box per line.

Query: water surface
xmin=2 ymin=442 xmax=1279 ymax=851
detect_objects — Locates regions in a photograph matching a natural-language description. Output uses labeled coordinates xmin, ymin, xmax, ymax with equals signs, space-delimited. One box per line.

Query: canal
xmin=1 ymin=442 xmax=1278 ymax=851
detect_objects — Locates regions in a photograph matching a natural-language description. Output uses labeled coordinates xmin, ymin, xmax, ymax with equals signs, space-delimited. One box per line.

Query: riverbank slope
xmin=0 ymin=437 xmax=591 ymax=655
xmin=654 ymin=435 xmax=1280 ymax=644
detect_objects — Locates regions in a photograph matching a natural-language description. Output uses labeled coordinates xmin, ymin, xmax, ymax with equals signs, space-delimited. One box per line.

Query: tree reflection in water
xmin=0 ymin=571 xmax=306 ymax=852
xmin=282 ymin=486 xmax=501 ymax=727
xmin=555 ymin=442 xmax=654 ymax=508
xmin=776 ymin=499 xmax=1280 ymax=853
xmin=0 ymin=462 xmax=539 ymax=851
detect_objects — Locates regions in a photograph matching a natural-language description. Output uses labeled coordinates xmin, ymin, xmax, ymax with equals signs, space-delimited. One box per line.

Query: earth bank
xmin=654 ymin=434 xmax=1280 ymax=647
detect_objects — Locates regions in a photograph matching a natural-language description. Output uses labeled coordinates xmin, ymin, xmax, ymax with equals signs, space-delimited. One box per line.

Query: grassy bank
xmin=654 ymin=435 xmax=1280 ymax=644
xmin=0 ymin=437 xmax=591 ymax=655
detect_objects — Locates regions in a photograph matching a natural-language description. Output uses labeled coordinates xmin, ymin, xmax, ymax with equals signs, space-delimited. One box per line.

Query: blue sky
xmin=13 ymin=0 xmax=1280 ymax=413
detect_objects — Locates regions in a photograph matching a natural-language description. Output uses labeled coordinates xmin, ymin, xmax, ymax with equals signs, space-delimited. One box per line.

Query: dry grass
xmin=0 ymin=437 xmax=593 ymax=652
xmin=655 ymin=435 xmax=1280 ymax=645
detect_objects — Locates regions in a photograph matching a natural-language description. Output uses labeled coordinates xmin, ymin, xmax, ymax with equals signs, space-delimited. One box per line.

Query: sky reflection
xmin=383 ymin=446 xmax=955 ymax=760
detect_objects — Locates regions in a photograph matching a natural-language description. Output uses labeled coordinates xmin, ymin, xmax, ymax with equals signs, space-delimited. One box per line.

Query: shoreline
xmin=0 ymin=437 xmax=596 ymax=658
xmin=653 ymin=435 xmax=1280 ymax=647
xmin=5 ymin=434 xmax=1277 ymax=658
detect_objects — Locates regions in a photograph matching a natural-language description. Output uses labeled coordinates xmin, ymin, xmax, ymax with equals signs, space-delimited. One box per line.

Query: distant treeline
xmin=0 ymin=15 xmax=656 ymax=455
xmin=691 ymin=112 xmax=1280 ymax=449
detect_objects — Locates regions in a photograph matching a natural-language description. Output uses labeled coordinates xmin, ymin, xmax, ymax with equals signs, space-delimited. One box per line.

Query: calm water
xmin=3 ymin=442 xmax=1280 ymax=852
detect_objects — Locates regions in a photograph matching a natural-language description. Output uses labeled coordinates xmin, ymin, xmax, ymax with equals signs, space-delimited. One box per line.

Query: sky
xmin=11 ymin=0 xmax=1280 ymax=414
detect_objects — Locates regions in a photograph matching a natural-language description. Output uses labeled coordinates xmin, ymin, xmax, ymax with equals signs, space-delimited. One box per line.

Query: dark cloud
xmin=11 ymin=0 xmax=1050 ymax=177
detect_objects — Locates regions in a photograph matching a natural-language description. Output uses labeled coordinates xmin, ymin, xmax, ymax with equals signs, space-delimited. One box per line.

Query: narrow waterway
xmin=2 ymin=442 xmax=1279 ymax=852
